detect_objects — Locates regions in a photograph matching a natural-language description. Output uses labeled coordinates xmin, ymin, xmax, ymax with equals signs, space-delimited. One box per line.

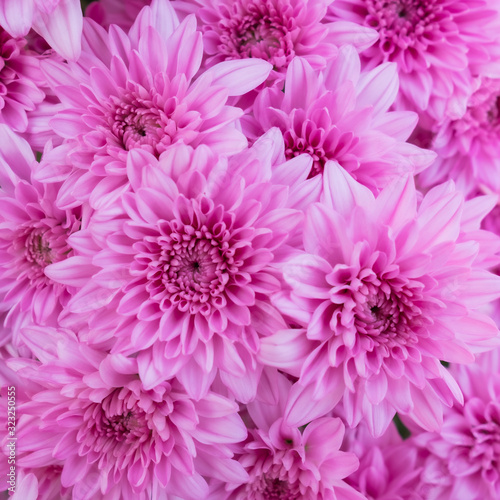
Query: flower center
xmin=80 ymin=390 xmax=150 ymax=454
xmin=328 ymin=259 xmax=431 ymax=350
xmin=364 ymin=0 xmax=445 ymax=59
xmin=262 ymin=477 xmax=295 ymax=499
xmin=132 ymin=197 xmax=241 ymax=316
xmin=283 ymin=110 xmax=358 ymax=178
xmin=107 ymin=89 xmax=176 ymax=156
xmin=12 ymin=222 xmax=72 ymax=283
xmin=210 ymin=0 xmax=297 ymax=69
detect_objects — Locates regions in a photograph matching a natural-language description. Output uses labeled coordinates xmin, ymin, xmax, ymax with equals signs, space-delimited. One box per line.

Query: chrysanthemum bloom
xmin=0 ymin=125 xmax=85 ymax=333
xmin=342 ymin=420 xmax=424 ymax=499
xmin=11 ymin=327 xmax=248 ymax=500
xmin=191 ymin=0 xmax=377 ymax=81
xmin=40 ymin=0 xmax=272 ymax=210
xmin=327 ymin=0 xmax=500 ymax=123
xmin=412 ymin=348 xmax=500 ymax=499
xmin=260 ymin=162 xmax=500 ymax=436
xmin=48 ymin=139 xmax=303 ymax=401
xmin=210 ymin=371 xmax=363 ymax=500
xmin=249 ymin=52 xmax=435 ymax=193
xmin=418 ymin=77 xmax=500 ymax=196
xmin=0 ymin=28 xmax=45 ymax=132
xmin=0 ymin=0 xmax=82 ymax=60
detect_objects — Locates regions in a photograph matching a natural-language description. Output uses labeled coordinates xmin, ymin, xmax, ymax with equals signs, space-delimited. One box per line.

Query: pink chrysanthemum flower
xmin=40 ymin=0 xmax=272 ymax=210
xmin=260 ymin=162 xmax=500 ymax=436
xmin=0 ymin=28 xmax=45 ymax=132
xmin=48 ymin=140 xmax=303 ymax=401
xmin=0 ymin=125 xmax=84 ymax=331
xmin=0 ymin=0 xmax=82 ymax=60
xmin=249 ymin=52 xmax=435 ymax=192
xmin=210 ymin=371 xmax=363 ymax=500
xmin=10 ymin=327 xmax=248 ymax=500
xmin=342 ymin=420 xmax=424 ymax=499
xmin=327 ymin=0 xmax=500 ymax=123
xmin=418 ymin=77 xmax=500 ymax=196
xmin=192 ymin=0 xmax=377 ymax=80
xmin=413 ymin=348 xmax=500 ymax=499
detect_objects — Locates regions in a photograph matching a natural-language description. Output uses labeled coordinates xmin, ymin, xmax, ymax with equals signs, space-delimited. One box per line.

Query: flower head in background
xmin=40 ymin=0 xmax=272 ymax=209
xmin=193 ymin=0 xmax=377 ymax=83
xmin=0 ymin=125 xmax=84 ymax=334
xmin=418 ymin=77 xmax=500 ymax=197
xmin=10 ymin=327 xmax=248 ymax=500
xmin=260 ymin=162 xmax=500 ymax=436
xmin=328 ymin=0 xmax=500 ymax=124
xmin=0 ymin=0 xmax=82 ymax=60
xmin=250 ymin=52 xmax=435 ymax=193
xmin=413 ymin=348 xmax=500 ymax=500
xmin=342 ymin=420 xmax=424 ymax=500
xmin=211 ymin=370 xmax=363 ymax=500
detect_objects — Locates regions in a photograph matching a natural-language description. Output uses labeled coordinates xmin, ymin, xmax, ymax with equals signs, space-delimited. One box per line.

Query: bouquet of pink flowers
xmin=2 ymin=0 xmax=500 ymax=498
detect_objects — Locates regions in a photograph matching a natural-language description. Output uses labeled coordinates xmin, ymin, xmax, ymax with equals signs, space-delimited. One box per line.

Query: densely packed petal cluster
xmin=2 ymin=0 xmax=500 ymax=498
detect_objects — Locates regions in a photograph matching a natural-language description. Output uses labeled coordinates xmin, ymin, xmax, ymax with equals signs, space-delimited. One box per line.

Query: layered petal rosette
xmin=192 ymin=0 xmax=377 ymax=80
xmin=40 ymin=0 xmax=272 ymax=209
xmin=210 ymin=371 xmax=363 ymax=500
xmin=328 ymin=0 xmax=500 ymax=124
xmin=413 ymin=348 xmax=500 ymax=499
xmin=9 ymin=327 xmax=248 ymax=500
xmin=419 ymin=77 xmax=500 ymax=196
xmin=260 ymin=162 xmax=500 ymax=436
xmin=342 ymin=420 xmax=424 ymax=499
xmin=0 ymin=126 xmax=85 ymax=333
xmin=249 ymin=52 xmax=435 ymax=193
xmin=49 ymin=139 xmax=303 ymax=401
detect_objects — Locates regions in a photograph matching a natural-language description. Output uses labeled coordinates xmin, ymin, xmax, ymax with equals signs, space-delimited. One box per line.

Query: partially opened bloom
xmin=250 ymin=51 xmax=435 ymax=193
xmin=328 ymin=0 xmax=500 ymax=123
xmin=413 ymin=348 xmax=500 ymax=499
xmin=48 ymin=139 xmax=303 ymax=401
xmin=0 ymin=0 xmax=83 ymax=60
xmin=193 ymin=0 xmax=377 ymax=80
xmin=418 ymin=77 xmax=500 ymax=196
xmin=11 ymin=327 xmax=248 ymax=500
xmin=40 ymin=0 xmax=272 ymax=209
xmin=0 ymin=126 xmax=85 ymax=332
xmin=212 ymin=371 xmax=363 ymax=500
xmin=260 ymin=162 xmax=500 ymax=436
xmin=0 ymin=28 xmax=45 ymax=132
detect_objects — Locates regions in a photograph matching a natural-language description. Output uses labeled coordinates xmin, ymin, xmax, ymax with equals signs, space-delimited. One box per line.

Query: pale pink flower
xmin=211 ymin=371 xmax=363 ymax=500
xmin=413 ymin=348 xmax=500 ymax=499
xmin=10 ymin=326 xmax=248 ymax=500
xmin=0 ymin=28 xmax=45 ymax=132
xmin=260 ymin=162 xmax=500 ymax=436
xmin=40 ymin=0 xmax=272 ymax=210
xmin=418 ymin=77 xmax=500 ymax=196
xmin=0 ymin=125 xmax=83 ymax=332
xmin=249 ymin=52 xmax=435 ymax=193
xmin=328 ymin=0 xmax=500 ymax=123
xmin=0 ymin=0 xmax=83 ymax=60
xmin=192 ymin=0 xmax=377 ymax=80
xmin=47 ymin=140 xmax=303 ymax=401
